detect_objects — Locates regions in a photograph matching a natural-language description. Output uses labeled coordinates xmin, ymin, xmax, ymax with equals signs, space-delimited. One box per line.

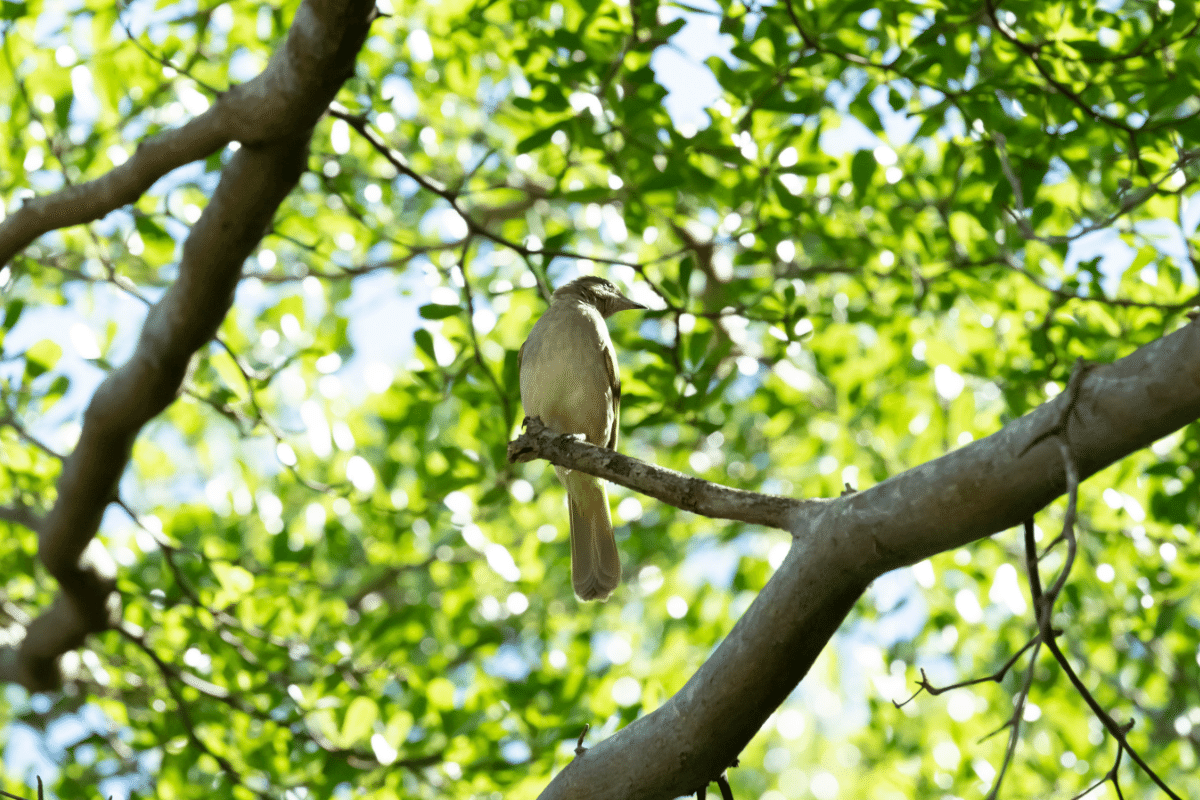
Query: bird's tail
xmin=561 ymin=469 xmax=621 ymax=601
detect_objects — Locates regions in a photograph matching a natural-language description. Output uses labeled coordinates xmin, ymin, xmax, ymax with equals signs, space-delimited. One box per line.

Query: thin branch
xmin=120 ymin=626 xmax=260 ymax=795
xmin=1021 ymin=391 xmax=1182 ymax=800
xmin=1068 ymin=740 xmax=1127 ymax=800
xmin=330 ymin=109 xmax=662 ymax=272
xmin=984 ymin=632 xmax=1043 ymax=800
xmin=983 ymin=0 xmax=1132 ymax=133
xmin=243 ymin=242 xmax=463 ymax=282
xmin=115 ymin=0 xmax=223 ymax=96
xmin=994 ymin=132 xmax=1199 ymax=247
xmin=457 ymin=244 xmax=514 ymax=427
xmin=0 ymin=503 xmax=44 ymax=533
xmin=0 ymin=411 xmax=66 ymax=461
xmin=508 ymin=417 xmax=821 ymax=531
xmin=894 ymin=637 xmax=1039 ymax=708
xmin=990 ymin=253 xmax=1200 ymax=312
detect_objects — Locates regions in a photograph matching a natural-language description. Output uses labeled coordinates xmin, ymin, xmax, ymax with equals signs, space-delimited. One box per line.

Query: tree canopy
xmin=1 ymin=0 xmax=1199 ymax=798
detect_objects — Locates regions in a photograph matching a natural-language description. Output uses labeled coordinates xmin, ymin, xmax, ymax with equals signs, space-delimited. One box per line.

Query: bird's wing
xmin=604 ymin=340 xmax=621 ymax=450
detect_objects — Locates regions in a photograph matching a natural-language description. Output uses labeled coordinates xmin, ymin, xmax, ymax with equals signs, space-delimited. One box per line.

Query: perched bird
xmin=518 ymin=276 xmax=645 ymax=601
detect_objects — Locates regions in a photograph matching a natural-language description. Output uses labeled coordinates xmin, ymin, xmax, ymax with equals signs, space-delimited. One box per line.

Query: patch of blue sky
xmin=2 ymin=694 xmax=152 ymax=800
xmin=652 ymin=0 xmax=733 ymax=132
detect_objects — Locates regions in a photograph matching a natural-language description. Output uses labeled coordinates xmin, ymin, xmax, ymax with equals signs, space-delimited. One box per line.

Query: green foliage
xmin=1 ymin=0 xmax=1198 ymax=798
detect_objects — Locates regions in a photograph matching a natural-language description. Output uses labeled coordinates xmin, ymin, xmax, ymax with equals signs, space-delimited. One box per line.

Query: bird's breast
xmin=519 ymin=305 xmax=615 ymax=445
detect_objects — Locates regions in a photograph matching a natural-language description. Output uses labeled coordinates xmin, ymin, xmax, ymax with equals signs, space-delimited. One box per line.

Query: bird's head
xmin=553 ymin=276 xmax=646 ymax=318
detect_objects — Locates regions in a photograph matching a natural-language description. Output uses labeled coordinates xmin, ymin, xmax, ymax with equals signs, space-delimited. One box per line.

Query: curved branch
xmin=0 ymin=0 xmax=377 ymax=268
xmin=8 ymin=0 xmax=378 ymax=693
xmin=0 ymin=111 xmax=228 ymax=267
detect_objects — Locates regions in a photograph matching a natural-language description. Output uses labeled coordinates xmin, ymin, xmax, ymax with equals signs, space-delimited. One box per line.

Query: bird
xmin=518 ymin=275 xmax=645 ymax=601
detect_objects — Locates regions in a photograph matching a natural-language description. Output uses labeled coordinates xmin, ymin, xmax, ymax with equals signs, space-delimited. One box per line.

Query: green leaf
xmin=419 ymin=303 xmax=461 ymax=319
xmin=135 ymin=214 xmax=173 ymax=244
xmin=341 ymin=696 xmax=379 ymax=744
xmin=24 ymin=339 xmax=62 ymax=378
xmin=1018 ymin=158 xmax=1049 ymax=208
xmin=503 ymin=347 xmax=520 ymax=395
xmin=1128 ymin=246 xmax=1157 ymax=275
xmin=641 ymin=170 xmax=684 ymax=192
xmin=851 ymin=149 xmax=876 ymax=196
xmin=516 ymin=124 xmax=561 ymax=154
xmin=561 ymin=187 xmax=611 ymax=202
xmin=757 ymin=93 xmax=823 ymax=115
xmin=413 ymin=328 xmax=435 ymax=361
xmin=790 ymin=157 xmax=837 ymax=175
xmin=651 ymin=17 xmax=687 ymax=39
xmin=427 ymin=677 xmax=455 ymax=710
xmin=44 ymin=374 xmax=71 ymax=404
xmin=3 ymin=298 xmax=24 ymax=331
xmin=211 ymin=563 xmax=254 ymax=604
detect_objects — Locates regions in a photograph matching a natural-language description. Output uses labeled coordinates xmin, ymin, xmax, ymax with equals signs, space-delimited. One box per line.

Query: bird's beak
xmin=613 ymin=294 xmax=646 ymax=313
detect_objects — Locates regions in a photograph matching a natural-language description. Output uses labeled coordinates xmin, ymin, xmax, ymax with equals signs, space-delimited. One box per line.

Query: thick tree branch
xmin=3 ymin=0 xmax=377 ymax=693
xmin=530 ymin=318 xmax=1200 ymax=800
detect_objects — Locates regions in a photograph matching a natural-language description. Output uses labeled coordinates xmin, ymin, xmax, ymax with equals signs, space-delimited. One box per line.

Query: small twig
xmin=1068 ymin=733 xmax=1129 ymax=800
xmin=695 ymin=758 xmax=740 ymax=799
xmin=121 ymin=627 xmax=248 ymax=786
xmin=574 ymin=723 xmax=590 ymax=755
xmin=115 ymin=0 xmax=222 ymax=95
xmin=983 ymin=623 xmax=1043 ymax=800
xmin=330 ymin=108 xmax=648 ymax=271
xmin=0 ymin=503 xmax=44 ymax=533
xmin=894 ymin=637 xmax=1039 ymax=708
xmin=1043 ymin=441 xmax=1078 ymax=604
xmin=991 ymin=132 xmax=1028 ymax=218
xmin=457 ymin=247 xmax=513 ymax=427
xmin=0 ymin=411 xmax=66 ymax=461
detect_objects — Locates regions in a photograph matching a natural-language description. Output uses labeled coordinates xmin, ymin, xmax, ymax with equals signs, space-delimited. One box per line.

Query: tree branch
xmin=508 ymin=418 xmax=821 ymax=530
xmin=0 ymin=0 xmax=377 ymax=268
xmin=1025 ymin=442 xmax=1181 ymax=799
xmin=530 ymin=317 xmax=1200 ymax=800
xmin=0 ymin=503 xmax=43 ymax=533
xmin=5 ymin=0 xmax=377 ymax=693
